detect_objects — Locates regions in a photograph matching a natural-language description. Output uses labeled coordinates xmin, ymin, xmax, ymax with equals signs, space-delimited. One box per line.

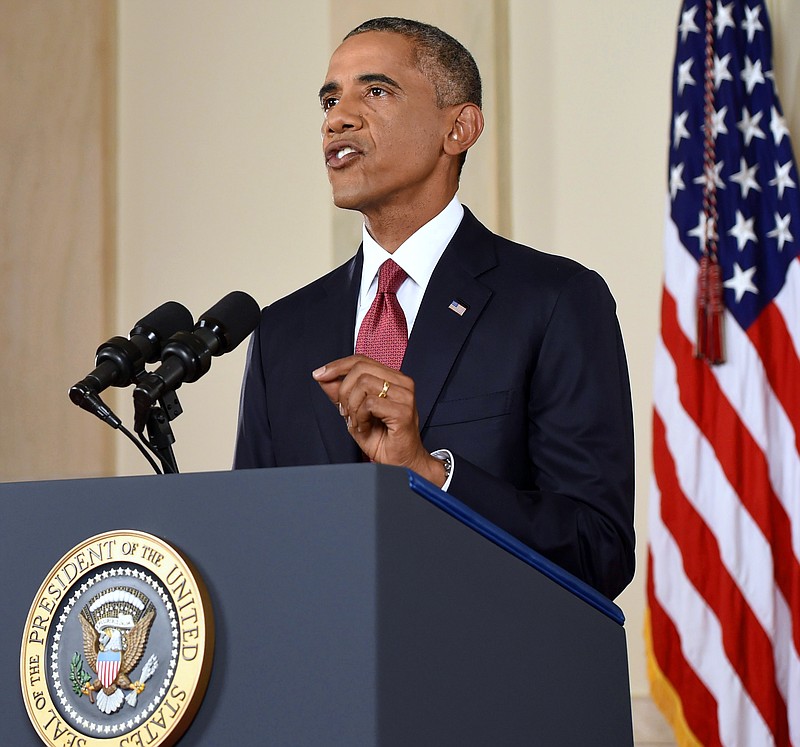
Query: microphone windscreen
xmin=130 ymin=301 xmax=194 ymax=362
xmin=198 ymin=291 xmax=261 ymax=352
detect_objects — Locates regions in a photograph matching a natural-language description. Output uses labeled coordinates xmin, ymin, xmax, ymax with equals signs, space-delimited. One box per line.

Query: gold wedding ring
xmin=378 ymin=380 xmax=390 ymax=398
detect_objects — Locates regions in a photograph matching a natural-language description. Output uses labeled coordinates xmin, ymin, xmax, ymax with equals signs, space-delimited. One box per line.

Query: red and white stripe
xmin=97 ymin=657 xmax=120 ymax=689
xmin=647 ymin=208 xmax=800 ymax=746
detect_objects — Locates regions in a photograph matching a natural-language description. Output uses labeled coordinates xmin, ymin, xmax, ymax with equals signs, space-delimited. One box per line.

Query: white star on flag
xmin=693 ymin=161 xmax=726 ymax=190
xmin=728 ymin=210 xmax=757 ymax=250
xmin=708 ymin=106 xmax=729 ymax=139
xmin=737 ymin=106 xmax=766 ymax=145
xmin=723 ymin=261 xmax=758 ymax=301
xmin=715 ymin=2 xmax=735 ymax=36
xmin=769 ymin=160 xmax=796 ymax=198
xmin=679 ymin=5 xmax=701 ymax=41
xmin=740 ymin=56 xmax=765 ymax=94
xmin=677 ymin=58 xmax=696 ymax=95
xmin=670 ymin=163 xmax=686 ymax=200
xmin=714 ymin=52 xmax=733 ymax=88
xmin=673 ymin=110 xmax=691 ymax=148
xmin=770 ymin=106 xmax=790 ymax=144
xmin=741 ymin=4 xmax=764 ymax=42
xmin=729 ymin=157 xmax=761 ymax=197
xmin=767 ymin=212 xmax=793 ymax=251
xmin=688 ymin=211 xmax=716 ymax=250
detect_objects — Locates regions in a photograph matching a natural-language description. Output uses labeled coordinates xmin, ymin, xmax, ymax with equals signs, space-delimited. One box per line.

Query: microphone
xmin=69 ymin=301 xmax=194 ymax=425
xmin=133 ymin=291 xmax=261 ymax=433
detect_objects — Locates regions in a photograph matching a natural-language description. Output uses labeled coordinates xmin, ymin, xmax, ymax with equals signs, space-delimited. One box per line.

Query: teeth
xmin=336 ymin=147 xmax=356 ymax=159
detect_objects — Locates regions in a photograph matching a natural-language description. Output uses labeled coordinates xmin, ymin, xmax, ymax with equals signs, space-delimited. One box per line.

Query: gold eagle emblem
xmin=77 ymin=587 xmax=158 ymax=714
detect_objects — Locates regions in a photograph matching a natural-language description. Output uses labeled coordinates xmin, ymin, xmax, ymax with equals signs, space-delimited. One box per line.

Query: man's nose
xmin=324 ymin=94 xmax=363 ymax=134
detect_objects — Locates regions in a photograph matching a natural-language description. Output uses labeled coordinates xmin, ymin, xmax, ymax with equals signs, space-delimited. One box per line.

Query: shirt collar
xmin=359 ymin=196 xmax=464 ymax=299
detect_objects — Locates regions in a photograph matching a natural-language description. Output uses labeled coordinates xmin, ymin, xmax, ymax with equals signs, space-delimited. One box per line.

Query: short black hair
xmin=344 ymin=17 xmax=482 ymax=110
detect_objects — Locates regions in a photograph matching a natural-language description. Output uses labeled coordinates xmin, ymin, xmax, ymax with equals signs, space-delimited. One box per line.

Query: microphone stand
xmin=140 ymin=390 xmax=183 ymax=474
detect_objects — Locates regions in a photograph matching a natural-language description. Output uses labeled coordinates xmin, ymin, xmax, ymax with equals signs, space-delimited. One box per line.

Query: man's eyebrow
xmin=356 ymin=73 xmax=402 ymax=90
xmin=318 ymin=81 xmax=339 ymax=100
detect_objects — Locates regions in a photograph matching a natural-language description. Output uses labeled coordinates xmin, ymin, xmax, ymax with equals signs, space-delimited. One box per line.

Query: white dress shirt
xmin=354 ymin=195 xmax=463 ymax=490
xmin=355 ymin=196 xmax=464 ymax=337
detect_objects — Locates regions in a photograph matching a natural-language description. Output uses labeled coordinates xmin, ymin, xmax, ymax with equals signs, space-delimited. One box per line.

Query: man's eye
xmin=321 ymin=97 xmax=338 ymax=111
xmin=368 ymin=87 xmax=386 ymax=97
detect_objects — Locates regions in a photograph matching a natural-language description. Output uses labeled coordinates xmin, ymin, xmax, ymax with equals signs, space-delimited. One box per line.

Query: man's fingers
xmin=313 ymin=355 xmax=414 ymax=413
xmin=311 ymin=360 xmax=349 ymax=405
xmin=340 ymin=367 xmax=414 ymax=411
xmin=350 ymin=385 xmax=412 ymax=432
xmin=312 ymin=356 xmax=420 ymax=467
xmin=343 ymin=373 xmax=390 ymax=429
xmin=312 ymin=355 xmax=378 ymax=405
xmin=312 ymin=354 xmax=372 ymax=382
xmin=311 ymin=355 xmax=430 ymax=472
xmin=342 ymin=371 xmax=413 ymax=418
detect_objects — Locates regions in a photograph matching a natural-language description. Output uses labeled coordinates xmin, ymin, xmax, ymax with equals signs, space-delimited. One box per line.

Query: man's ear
xmin=444 ymin=103 xmax=484 ymax=156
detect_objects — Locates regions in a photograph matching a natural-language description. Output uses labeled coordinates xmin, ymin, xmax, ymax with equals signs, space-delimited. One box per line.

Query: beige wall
xmin=509 ymin=0 xmax=677 ymax=697
xmin=770 ymin=0 xmax=800 ymax=130
xmin=116 ymin=0 xmax=332 ymax=474
xmin=0 ymin=0 xmax=115 ymax=481
xmin=6 ymin=0 xmax=800 ymax=701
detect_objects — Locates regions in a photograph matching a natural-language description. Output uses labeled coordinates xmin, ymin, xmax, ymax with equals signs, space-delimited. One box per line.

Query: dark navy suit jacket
xmin=234 ymin=208 xmax=635 ymax=599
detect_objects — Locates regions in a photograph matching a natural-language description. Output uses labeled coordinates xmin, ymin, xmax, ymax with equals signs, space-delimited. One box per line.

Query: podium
xmin=2 ymin=465 xmax=633 ymax=745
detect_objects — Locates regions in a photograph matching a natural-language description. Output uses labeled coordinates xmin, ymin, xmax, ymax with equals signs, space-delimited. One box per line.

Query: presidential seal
xmin=20 ymin=530 xmax=214 ymax=747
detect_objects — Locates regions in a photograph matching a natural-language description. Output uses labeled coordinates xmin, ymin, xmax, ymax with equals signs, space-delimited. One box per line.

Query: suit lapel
xmin=305 ymin=251 xmax=363 ymax=463
xmin=302 ymin=209 xmax=497 ymax=455
xmin=402 ymin=209 xmax=496 ymax=431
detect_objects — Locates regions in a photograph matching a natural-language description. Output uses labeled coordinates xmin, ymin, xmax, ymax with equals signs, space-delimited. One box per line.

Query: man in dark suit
xmin=234 ymin=17 xmax=635 ymax=600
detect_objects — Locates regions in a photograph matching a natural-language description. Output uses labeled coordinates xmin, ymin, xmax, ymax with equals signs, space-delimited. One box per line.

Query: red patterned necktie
xmin=355 ymin=259 xmax=408 ymax=370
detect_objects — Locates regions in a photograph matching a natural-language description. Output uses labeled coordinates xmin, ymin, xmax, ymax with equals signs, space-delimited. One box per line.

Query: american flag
xmin=448 ymin=299 xmax=468 ymax=316
xmin=647 ymin=1 xmax=800 ymax=745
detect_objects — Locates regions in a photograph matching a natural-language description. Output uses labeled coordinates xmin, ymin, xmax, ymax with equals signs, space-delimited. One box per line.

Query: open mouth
xmin=326 ymin=143 xmax=361 ymax=168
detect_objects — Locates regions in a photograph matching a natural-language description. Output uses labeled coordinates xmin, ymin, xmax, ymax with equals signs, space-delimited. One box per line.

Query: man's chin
xmin=330 ymin=190 xmax=364 ymax=212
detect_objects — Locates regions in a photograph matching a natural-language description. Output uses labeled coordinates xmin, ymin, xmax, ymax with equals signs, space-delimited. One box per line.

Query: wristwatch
xmin=434 ymin=451 xmax=452 ymax=482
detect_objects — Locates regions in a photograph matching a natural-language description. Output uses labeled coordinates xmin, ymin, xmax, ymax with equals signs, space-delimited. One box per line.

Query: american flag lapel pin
xmin=448 ymin=299 xmax=468 ymax=316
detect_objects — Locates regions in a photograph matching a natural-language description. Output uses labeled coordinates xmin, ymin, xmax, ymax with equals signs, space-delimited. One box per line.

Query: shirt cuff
xmin=430 ymin=449 xmax=455 ymax=492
